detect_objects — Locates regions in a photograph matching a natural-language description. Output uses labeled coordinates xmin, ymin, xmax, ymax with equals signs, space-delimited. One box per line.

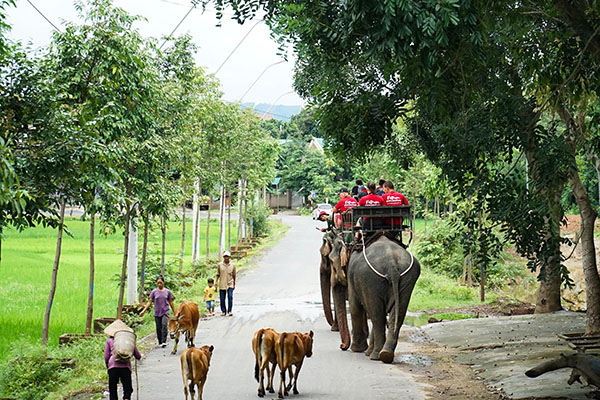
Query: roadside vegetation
xmin=0 ymin=217 xmax=284 ymax=400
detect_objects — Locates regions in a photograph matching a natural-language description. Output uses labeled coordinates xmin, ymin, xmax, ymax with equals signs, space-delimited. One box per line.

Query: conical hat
xmin=103 ymin=319 xmax=134 ymax=336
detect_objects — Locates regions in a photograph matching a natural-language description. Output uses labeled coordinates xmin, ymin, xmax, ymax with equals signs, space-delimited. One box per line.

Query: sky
xmin=5 ymin=0 xmax=305 ymax=106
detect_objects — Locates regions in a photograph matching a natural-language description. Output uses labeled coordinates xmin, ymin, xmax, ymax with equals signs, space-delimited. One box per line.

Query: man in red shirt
xmin=332 ymin=188 xmax=359 ymax=229
xmin=358 ymin=181 xmax=384 ymax=230
xmin=382 ymin=181 xmax=409 ymax=229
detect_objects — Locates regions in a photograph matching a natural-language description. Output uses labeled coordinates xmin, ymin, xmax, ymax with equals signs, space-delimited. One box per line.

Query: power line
xmin=239 ymin=60 xmax=284 ymax=102
xmin=261 ymin=91 xmax=294 ymax=118
xmin=215 ymin=19 xmax=262 ymax=74
xmin=26 ymin=0 xmax=61 ymax=32
xmin=159 ymin=3 xmax=197 ymax=50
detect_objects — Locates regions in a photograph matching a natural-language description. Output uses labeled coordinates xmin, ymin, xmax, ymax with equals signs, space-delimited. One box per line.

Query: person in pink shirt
xmin=382 ymin=181 xmax=409 ymax=229
xmin=103 ymin=320 xmax=142 ymax=400
xmin=139 ymin=275 xmax=175 ymax=347
xmin=332 ymin=188 xmax=359 ymax=229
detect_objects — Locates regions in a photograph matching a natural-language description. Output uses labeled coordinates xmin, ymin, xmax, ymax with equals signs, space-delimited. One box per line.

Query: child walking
xmin=204 ymin=278 xmax=216 ymax=316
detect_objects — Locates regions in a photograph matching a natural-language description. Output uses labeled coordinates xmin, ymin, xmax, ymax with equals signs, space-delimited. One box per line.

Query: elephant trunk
xmin=333 ymin=285 xmax=350 ymax=350
xmin=320 ymin=269 xmax=334 ymax=327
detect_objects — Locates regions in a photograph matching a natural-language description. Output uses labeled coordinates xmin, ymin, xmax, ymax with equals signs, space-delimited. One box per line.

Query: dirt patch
xmin=405 ymin=342 xmax=504 ymax=399
xmin=429 ymin=299 xmax=536 ymax=319
xmin=406 ymin=301 xmax=534 ymax=399
xmin=562 ymin=214 xmax=582 ymax=235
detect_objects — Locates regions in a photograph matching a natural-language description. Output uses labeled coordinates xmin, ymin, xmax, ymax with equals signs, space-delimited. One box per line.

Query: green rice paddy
xmin=0 ymin=215 xmax=235 ymax=362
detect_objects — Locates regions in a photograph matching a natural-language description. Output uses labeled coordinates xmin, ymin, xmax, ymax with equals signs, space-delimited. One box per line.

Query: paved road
xmin=136 ymin=213 xmax=426 ymax=399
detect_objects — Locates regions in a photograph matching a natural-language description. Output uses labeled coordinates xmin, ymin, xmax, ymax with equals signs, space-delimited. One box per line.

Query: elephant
xmin=327 ymin=232 xmax=420 ymax=363
xmin=319 ymin=230 xmax=351 ymax=350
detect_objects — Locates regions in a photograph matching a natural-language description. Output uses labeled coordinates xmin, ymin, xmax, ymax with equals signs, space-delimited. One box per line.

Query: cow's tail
xmin=278 ymin=332 xmax=287 ymax=369
xmin=254 ymin=329 xmax=263 ymax=382
xmin=185 ymin=348 xmax=194 ymax=384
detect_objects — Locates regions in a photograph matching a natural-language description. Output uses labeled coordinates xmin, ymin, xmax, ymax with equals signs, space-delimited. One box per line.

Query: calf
xmin=180 ymin=345 xmax=214 ymax=400
xmin=252 ymin=328 xmax=279 ymax=397
xmin=169 ymin=301 xmax=200 ymax=355
xmin=275 ymin=331 xmax=314 ymax=398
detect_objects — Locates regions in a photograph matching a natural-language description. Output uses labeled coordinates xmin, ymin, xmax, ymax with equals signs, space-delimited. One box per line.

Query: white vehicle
xmin=311 ymin=203 xmax=333 ymax=219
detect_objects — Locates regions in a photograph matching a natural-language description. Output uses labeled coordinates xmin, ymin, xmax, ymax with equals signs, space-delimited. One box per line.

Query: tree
xmin=202 ymin=0 xmax=600 ymax=328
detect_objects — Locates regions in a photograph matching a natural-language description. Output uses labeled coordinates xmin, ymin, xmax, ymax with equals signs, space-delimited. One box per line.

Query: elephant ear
xmin=321 ymin=237 xmax=332 ymax=256
xmin=340 ymin=243 xmax=348 ymax=267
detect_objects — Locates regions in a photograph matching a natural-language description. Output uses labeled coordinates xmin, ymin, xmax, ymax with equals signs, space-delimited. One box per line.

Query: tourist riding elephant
xmin=328 ymin=232 xmax=420 ymax=363
xmin=320 ymin=231 xmax=350 ymax=349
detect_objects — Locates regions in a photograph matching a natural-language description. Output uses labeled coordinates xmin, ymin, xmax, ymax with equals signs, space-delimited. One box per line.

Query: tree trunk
xmin=237 ymin=179 xmax=243 ymax=247
xmin=117 ymin=206 xmax=131 ymax=319
xmin=42 ymin=198 xmax=66 ymax=346
xmin=85 ymin=213 xmax=95 ymax=336
xmin=424 ymin=198 xmax=429 ymax=231
xmin=534 ymin=194 xmax=563 ymax=312
xmin=522 ymin=113 xmax=563 ymax=313
xmin=192 ymin=183 xmax=202 ymax=263
xmin=243 ymin=181 xmax=248 ymax=239
xmin=249 ymin=196 xmax=255 ymax=238
xmin=161 ymin=215 xmax=166 ymax=276
xmin=139 ymin=216 xmax=149 ymax=303
xmin=468 ymin=251 xmax=472 ymax=286
xmin=206 ymin=204 xmax=211 ymax=260
xmin=180 ymin=203 xmax=186 ymax=273
xmin=570 ymin=167 xmax=600 ymax=334
xmin=534 ymin=189 xmax=563 ymax=313
xmin=227 ymin=188 xmax=231 ymax=251
xmin=218 ymin=185 xmax=226 ymax=260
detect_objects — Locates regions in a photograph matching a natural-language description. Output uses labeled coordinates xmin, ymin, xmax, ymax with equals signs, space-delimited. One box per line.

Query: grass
xmin=0 ymin=215 xmax=237 ymax=364
xmin=408 ymin=267 xmax=497 ymax=312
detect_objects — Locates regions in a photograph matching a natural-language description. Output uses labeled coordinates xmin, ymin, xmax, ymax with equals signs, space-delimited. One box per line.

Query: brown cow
xmin=252 ymin=328 xmax=279 ymax=397
xmin=275 ymin=331 xmax=314 ymax=398
xmin=180 ymin=345 xmax=214 ymax=400
xmin=169 ymin=301 xmax=200 ymax=355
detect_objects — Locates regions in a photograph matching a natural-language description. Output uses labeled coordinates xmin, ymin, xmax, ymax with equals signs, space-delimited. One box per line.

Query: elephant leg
xmin=380 ymin=278 xmax=418 ymax=364
xmin=368 ymin=301 xmax=387 ymax=361
xmin=380 ymin=307 xmax=399 ymax=363
xmin=349 ymin=294 xmax=368 ymax=353
xmin=365 ymin=327 xmax=374 ymax=357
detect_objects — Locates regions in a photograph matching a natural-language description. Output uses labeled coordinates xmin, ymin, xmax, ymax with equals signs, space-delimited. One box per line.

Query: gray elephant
xmin=328 ymin=232 xmax=420 ymax=363
xmin=320 ymin=231 xmax=350 ymax=349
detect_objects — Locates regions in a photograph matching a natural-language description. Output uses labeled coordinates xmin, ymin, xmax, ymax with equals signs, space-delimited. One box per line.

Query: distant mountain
xmin=241 ymin=103 xmax=302 ymax=121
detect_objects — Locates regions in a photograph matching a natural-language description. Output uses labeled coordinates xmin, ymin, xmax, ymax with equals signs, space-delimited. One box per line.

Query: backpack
xmin=113 ymin=330 xmax=136 ymax=363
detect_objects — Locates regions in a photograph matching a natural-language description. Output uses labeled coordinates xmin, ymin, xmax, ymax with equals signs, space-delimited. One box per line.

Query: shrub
xmin=414 ymin=216 xmax=464 ymax=278
xmin=296 ymin=205 xmax=312 ymax=216
xmin=414 ymin=215 xmax=528 ymax=289
xmin=0 ymin=342 xmax=71 ymax=399
xmin=138 ymin=255 xmax=193 ymax=296
xmin=247 ymin=203 xmax=273 ymax=236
